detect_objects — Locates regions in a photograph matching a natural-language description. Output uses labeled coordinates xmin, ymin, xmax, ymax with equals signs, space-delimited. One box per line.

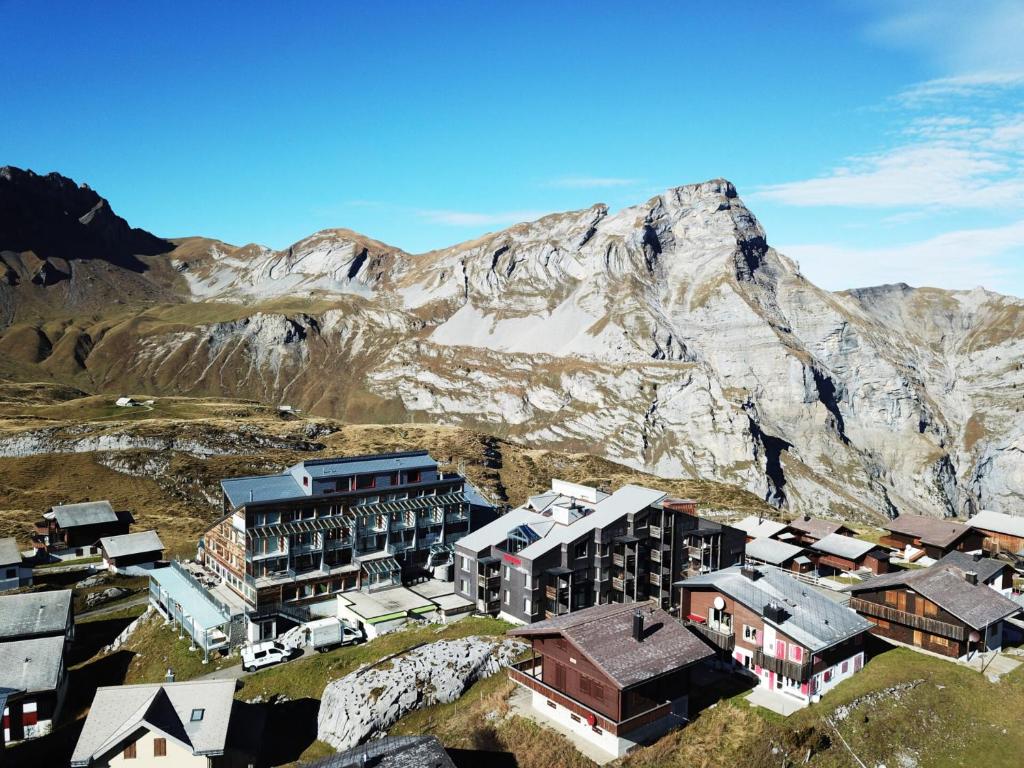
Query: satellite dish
xmin=713 ymin=596 xmax=726 ymax=610
xmin=968 ymin=630 xmax=981 ymax=643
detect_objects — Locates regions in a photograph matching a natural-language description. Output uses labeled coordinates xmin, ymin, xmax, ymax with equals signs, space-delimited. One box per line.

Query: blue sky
xmin=2 ymin=0 xmax=1023 ymax=296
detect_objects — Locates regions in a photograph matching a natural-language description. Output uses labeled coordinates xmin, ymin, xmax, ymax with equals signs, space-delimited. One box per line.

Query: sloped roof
xmin=966 ymin=510 xmax=1024 ymax=543
xmin=99 ymin=530 xmax=164 ymax=559
xmin=50 ymin=500 xmax=118 ymax=528
xmin=0 ymin=590 xmax=72 ymax=640
xmin=0 ymin=536 xmax=22 ymax=567
xmin=302 ymin=735 xmax=456 ymax=768
xmin=0 ymin=636 xmax=65 ymax=693
xmin=845 ymin=564 xmax=1020 ymax=629
xmin=745 ymin=537 xmax=805 ymax=565
xmin=679 ymin=565 xmax=871 ymax=652
xmin=883 ymin=514 xmax=973 ymax=548
xmin=454 ymin=505 xmax=537 ymax=554
xmin=733 ymin=516 xmax=790 ymax=539
xmin=811 ymin=533 xmax=879 ymax=561
xmin=70 ymin=679 xmax=236 ymax=766
xmin=509 ymin=601 xmax=712 ymax=689
xmin=515 ymin=485 xmax=667 ymax=561
xmin=788 ymin=517 xmax=850 ymax=540
xmin=934 ymin=551 xmax=1008 ymax=583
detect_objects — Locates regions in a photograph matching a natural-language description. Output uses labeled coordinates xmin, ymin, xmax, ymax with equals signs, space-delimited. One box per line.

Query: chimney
xmin=964 ymin=571 xmax=978 ymax=585
xmin=741 ymin=566 xmax=760 ymax=581
xmin=972 ymin=552 xmax=982 ymax=562
xmin=803 ymin=513 xmax=811 ymax=522
xmin=632 ymin=609 xmax=644 ymax=642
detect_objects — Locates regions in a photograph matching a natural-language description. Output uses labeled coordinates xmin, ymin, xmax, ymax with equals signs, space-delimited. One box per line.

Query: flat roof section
xmin=150 ymin=567 xmax=233 ymax=631
xmin=338 ymin=587 xmax=436 ymax=622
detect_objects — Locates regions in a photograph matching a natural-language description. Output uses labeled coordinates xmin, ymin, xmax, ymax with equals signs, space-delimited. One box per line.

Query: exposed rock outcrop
xmin=317 ymin=636 xmax=524 ymax=751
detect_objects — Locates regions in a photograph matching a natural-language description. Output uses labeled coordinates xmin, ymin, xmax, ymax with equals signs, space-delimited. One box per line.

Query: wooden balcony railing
xmin=508 ymin=660 xmax=670 ymax=737
xmin=848 ymin=597 xmax=966 ymax=640
xmin=686 ymin=621 xmax=736 ymax=652
xmin=752 ymin=648 xmax=812 ymax=681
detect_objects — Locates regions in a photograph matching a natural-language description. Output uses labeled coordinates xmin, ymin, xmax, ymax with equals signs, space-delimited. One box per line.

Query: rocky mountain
xmin=1 ymin=167 xmax=1022 ymax=522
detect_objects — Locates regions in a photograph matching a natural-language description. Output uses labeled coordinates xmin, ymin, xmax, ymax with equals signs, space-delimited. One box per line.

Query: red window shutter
xmin=21 ymin=710 xmax=38 ymax=726
xmin=800 ymin=682 xmax=809 ymax=696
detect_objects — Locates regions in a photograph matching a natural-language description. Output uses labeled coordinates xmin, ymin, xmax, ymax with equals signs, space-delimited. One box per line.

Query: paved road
xmin=78 ymin=594 xmax=149 ymax=620
xmin=198 ymin=647 xmax=314 ymax=681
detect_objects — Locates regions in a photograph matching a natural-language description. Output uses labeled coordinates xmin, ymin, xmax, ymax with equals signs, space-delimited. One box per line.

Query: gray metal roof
xmin=301 ymin=735 xmax=455 ymax=768
xmin=679 ymin=565 xmax=872 ymax=652
xmin=454 ymin=505 xmax=537 ymax=554
xmin=70 ymin=679 xmax=236 ymax=766
xmin=745 ymin=537 xmax=805 ymax=565
xmin=99 ymin=530 xmax=164 ymax=559
xmin=811 ymin=533 xmax=878 ymax=560
xmin=515 ymin=484 xmax=667 ymax=561
xmin=221 ymin=474 xmax=303 ymax=508
xmin=845 ymin=564 xmax=1021 ymax=629
xmin=0 ymin=636 xmax=65 ymax=693
xmin=50 ymin=500 xmax=117 ymax=528
xmin=733 ymin=516 xmax=790 ymax=539
xmin=0 ymin=536 xmax=22 ymax=567
xmin=296 ymin=451 xmax=437 ymax=479
xmin=966 ymin=510 xmax=1024 ymax=543
xmin=0 ymin=590 xmax=72 ymax=640
xmin=461 ymin=479 xmax=495 ymax=509
xmin=510 ymin=601 xmax=712 ymax=689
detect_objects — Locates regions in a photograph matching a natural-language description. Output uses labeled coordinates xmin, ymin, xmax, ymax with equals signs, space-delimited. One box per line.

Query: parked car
xmin=241 ymin=640 xmax=296 ymax=672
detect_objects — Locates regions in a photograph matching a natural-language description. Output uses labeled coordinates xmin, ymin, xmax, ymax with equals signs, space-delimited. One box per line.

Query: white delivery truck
xmin=306 ymin=617 xmax=362 ymax=652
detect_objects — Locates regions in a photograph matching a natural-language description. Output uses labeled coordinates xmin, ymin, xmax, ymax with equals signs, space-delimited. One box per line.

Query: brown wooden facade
xmin=879 ymin=529 xmax=985 ymax=560
xmin=848 ymin=587 xmax=972 ymax=658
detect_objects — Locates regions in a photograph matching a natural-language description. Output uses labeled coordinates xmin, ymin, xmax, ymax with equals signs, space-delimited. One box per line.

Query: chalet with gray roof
xmin=98 ymin=530 xmax=164 ymax=573
xmin=744 ymin=537 xmax=812 ymax=573
xmin=71 ymin=679 xmax=253 ymax=767
xmin=507 ymin=601 xmax=712 ymax=758
xmin=965 ymin=510 xmax=1024 ymax=557
xmin=0 ymin=636 xmax=68 ymax=744
xmin=934 ymin=551 xmax=1014 ymax=596
xmin=34 ymin=500 xmax=134 ymax=554
xmin=678 ymin=565 xmax=872 ymax=707
xmin=732 ymin=515 xmax=794 ymax=542
xmin=810 ymin=533 xmax=890 ymax=575
xmin=844 ymin=562 xmax=1021 ymax=660
xmin=0 ymin=537 xmax=31 ymax=592
xmin=0 ymin=589 xmax=74 ymax=643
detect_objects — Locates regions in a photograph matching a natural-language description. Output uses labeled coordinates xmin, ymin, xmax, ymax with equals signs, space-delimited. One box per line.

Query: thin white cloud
xmin=861 ymin=0 xmax=1024 ymax=75
xmin=416 ymin=209 xmax=547 ymax=227
xmin=780 ymin=220 xmax=1024 ymax=296
xmin=895 ymin=71 xmax=1024 ymax=106
xmin=545 ymin=176 xmax=642 ymax=189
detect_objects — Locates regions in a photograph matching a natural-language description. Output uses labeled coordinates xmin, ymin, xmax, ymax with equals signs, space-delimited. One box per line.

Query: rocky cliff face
xmin=2 ymin=170 xmax=1021 ymax=521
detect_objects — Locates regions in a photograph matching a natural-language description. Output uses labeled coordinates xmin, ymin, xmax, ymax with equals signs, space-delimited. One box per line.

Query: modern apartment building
xmin=199 ymin=450 xmax=493 ymax=640
xmin=454 ymin=480 xmax=744 ymax=624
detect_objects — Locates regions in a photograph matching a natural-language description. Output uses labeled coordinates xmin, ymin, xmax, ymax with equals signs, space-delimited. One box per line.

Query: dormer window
xmin=190 ymin=708 xmax=205 ymax=722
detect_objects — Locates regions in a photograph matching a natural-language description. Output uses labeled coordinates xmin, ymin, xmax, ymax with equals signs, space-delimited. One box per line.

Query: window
xmin=460 ymin=579 xmax=468 ymax=594
xmin=789 ymin=645 xmax=803 ymax=662
xmin=123 ymin=743 xmax=137 ymax=759
xmin=407 ymin=469 xmax=422 ymax=483
xmin=742 ymin=624 xmax=758 ymax=643
xmin=574 ymin=540 xmax=587 ymax=559
xmin=504 ymin=566 xmax=511 ymax=580
xmin=841 ymin=661 xmax=849 ymax=674
xmin=4 ymin=568 xmax=14 ymax=578
xmin=461 ymin=555 xmax=469 ymax=570
xmin=190 ymin=708 xmax=205 ymax=722
xmin=356 ymin=475 xmax=376 ymax=490
xmin=154 ymin=738 xmax=167 ymax=757
xmin=524 ymin=597 xmax=532 ymax=613
xmin=580 ymin=676 xmax=591 ymax=696
xmin=504 ymin=590 xmax=510 ymax=605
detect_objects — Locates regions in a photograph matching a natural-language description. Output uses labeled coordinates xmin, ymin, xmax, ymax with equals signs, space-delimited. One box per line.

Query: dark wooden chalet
xmin=507 ymin=601 xmax=711 ymax=757
xmin=786 ymin=515 xmax=857 ymax=546
xmin=34 ymin=501 xmax=133 ymax=554
xmin=879 ymin=514 xmax=984 ymax=561
xmin=810 ymin=533 xmax=890 ymax=575
xmin=845 ymin=563 xmax=1020 ymax=659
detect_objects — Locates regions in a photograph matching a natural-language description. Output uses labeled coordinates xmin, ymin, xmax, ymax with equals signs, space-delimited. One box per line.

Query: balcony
xmin=648 ymin=572 xmax=662 ymax=588
xmin=686 ymin=621 xmax=736 ymax=652
xmin=545 ymin=584 xmax=569 ymax=600
xmin=649 ymin=525 xmax=662 ymax=539
xmin=611 ymin=576 xmax=634 ymax=592
xmin=848 ymin=597 xmax=966 ymax=640
xmin=753 ymin=648 xmax=812 ymax=681
xmin=612 ymin=553 xmax=635 ymax=568
xmin=650 ymin=548 xmax=662 ymax=563
xmin=477 ymin=573 xmax=500 ymax=589
xmin=387 ymin=541 xmax=414 ymax=555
